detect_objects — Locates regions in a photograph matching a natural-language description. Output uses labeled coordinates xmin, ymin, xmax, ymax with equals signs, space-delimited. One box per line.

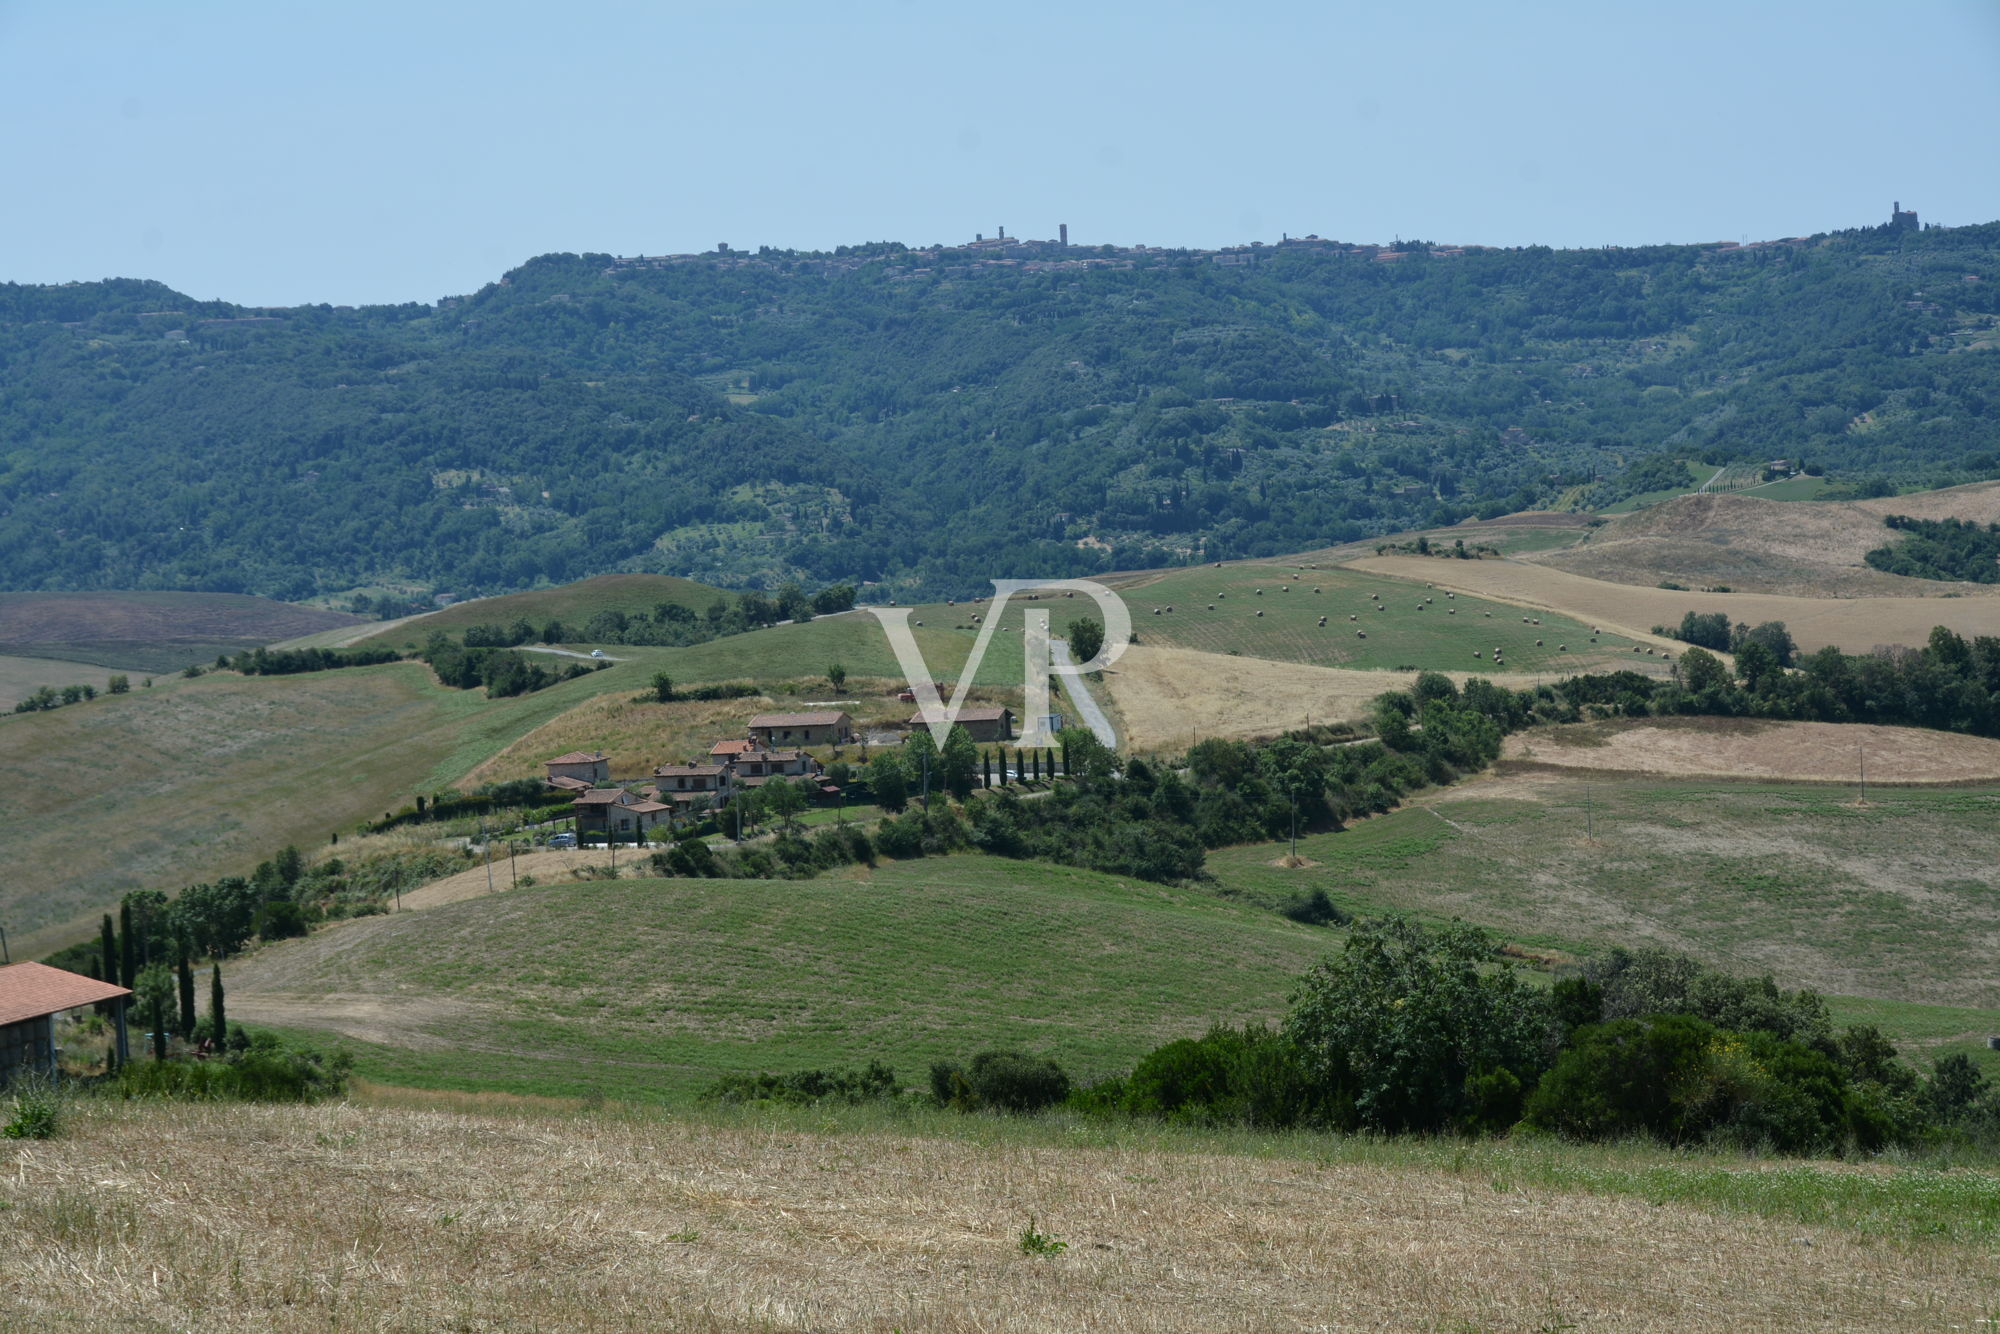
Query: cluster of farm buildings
xmin=542 ymin=705 xmax=1017 ymax=838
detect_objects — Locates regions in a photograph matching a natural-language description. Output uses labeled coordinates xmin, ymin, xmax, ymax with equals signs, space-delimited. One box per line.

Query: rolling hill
xmin=7 ymin=219 xmax=2000 ymax=603
xmin=0 ymin=589 xmax=363 ymax=672
xmin=226 ymin=857 xmax=1333 ymax=1100
xmin=1524 ymin=483 xmax=2000 ymax=596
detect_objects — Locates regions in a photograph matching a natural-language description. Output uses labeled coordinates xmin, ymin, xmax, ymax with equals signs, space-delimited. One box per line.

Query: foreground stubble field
xmin=3 ymin=1095 xmax=1995 ymax=1333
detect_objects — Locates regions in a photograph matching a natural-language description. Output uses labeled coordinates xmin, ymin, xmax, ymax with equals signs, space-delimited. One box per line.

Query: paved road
xmin=1051 ymin=640 xmax=1118 ymax=749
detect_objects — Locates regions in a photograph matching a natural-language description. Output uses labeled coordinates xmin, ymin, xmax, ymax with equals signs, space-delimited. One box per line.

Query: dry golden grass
xmin=1345 ymin=554 xmax=2000 ymax=654
xmin=1105 ymin=644 xmax=1551 ymax=750
xmin=2 ymin=1097 xmax=1990 ymax=1332
xmin=460 ymin=689 xmax=783 ymax=785
xmin=1504 ymin=717 xmax=2000 ymax=785
xmin=1529 ymin=486 xmax=2000 ymax=597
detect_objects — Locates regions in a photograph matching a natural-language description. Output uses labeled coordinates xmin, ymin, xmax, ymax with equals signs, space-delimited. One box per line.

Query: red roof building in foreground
xmin=0 ymin=961 xmax=132 ymax=1082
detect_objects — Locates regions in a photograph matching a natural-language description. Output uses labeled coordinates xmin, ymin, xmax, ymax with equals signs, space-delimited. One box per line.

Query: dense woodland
xmin=3 ymin=217 xmax=1998 ymax=601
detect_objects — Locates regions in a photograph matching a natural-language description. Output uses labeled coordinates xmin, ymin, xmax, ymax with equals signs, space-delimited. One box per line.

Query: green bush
xmin=109 ymin=1039 xmax=351 ymax=1104
xmin=1119 ymin=1025 xmax=1319 ymax=1128
xmin=1524 ymin=1015 xmax=1861 ymax=1154
xmin=702 ymin=1061 xmax=898 ymax=1106
xmin=3 ymin=1080 xmax=61 ymax=1139
xmin=931 ymin=1051 xmax=1071 ymax=1113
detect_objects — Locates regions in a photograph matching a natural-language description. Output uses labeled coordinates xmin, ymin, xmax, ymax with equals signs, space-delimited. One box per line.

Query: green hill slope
xmin=7 ymin=220 xmax=2000 ymax=601
xmin=227 ymin=856 xmax=1334 ymax=1099
xmin=345 ymin=573 xmax=733 ymax=649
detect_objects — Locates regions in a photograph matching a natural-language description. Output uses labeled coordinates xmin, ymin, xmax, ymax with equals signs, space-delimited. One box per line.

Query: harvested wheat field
xmin=3 ymin=1097 xmax=1994 ymax=1332
xmin=1345 ymin=554 xmax=2000 ymax=654
xmin=1526 ymin=487 xmax=2000 ymax=596
xmin=1503 ymin=717 xmax=2000 ymax=785
xmin=1106 ymin=644 xmax=1545 ymax=749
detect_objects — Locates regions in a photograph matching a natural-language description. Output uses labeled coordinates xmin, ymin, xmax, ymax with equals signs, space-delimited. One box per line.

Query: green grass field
xmin=1205 ymin=776 xmax=2000 ymax=1071
xmin=229 ymin=856 xmax=1335 ymax=1100
xmin=1104 ymin=560 xmax=1655 ymax=676
xmin=349 ymin=573 xmax=732 ymax=650
xmin=0 ymin=659 xmax=632 ymax=954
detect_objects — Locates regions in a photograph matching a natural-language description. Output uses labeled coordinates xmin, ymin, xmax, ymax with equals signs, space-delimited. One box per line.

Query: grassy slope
xmin=0 ymin=652 xmax=151 ymax=710
xmin=227 ymin=856 xmax=1333 ymax=1100
xmin=0 ymin=589 xmax=364 ymax=672
xmin=1107 ymin=559 xmax=1656 ymax=676
xmin=0 ymin=659 xmax=634 ymax=953
xmin=347 ymin=574 xmax=733 ymax=649
xmin=1206 ymin=776 xmax=2000 ymax=1072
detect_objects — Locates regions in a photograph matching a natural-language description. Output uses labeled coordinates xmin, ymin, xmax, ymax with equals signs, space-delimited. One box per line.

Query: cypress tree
xmin=151 ymin=994 xmax=168 ymax=1061
xmin=177 ymin=948 xmax=197 ymax=1039
xmin=100 ymin=913 xmax=116 ymax=988
xmin=982 ymin=750 xmax=992 ymax=789
xmin=209 ymin=963 xmax=226 ymax=1049
xmin=118 ymin=901 xmax=136 ymax=989
xmin=1031 ymin=749 xmax=1041 ymax=783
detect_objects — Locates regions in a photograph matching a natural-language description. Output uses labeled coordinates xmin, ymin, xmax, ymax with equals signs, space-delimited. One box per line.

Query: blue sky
xmin=4 ymin=0 xmax=1998 ymax=306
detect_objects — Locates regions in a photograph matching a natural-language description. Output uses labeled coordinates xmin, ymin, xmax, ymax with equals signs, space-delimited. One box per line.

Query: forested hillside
xmin=3 ymin=217 xmax=1998 ymax=601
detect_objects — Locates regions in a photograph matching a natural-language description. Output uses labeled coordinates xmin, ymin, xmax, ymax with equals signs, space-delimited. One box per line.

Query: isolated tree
xmin=107 ymin=674 xmax=129 ymax=694
xmin=1057 ymin=726 xmax=1115 ymax=780
xmin=650 ymin=671 xmax=674 ymax=703
xmin=99 ymin=913 xmax=117 ymax=994
xmin=208 ymin=964 xmax=226 ymax=1048
xmin=118 ymin=901 xmax=136 ymax=990
xmin=826 ymin=663 xmax=847 ymax=692
xmin=1066 ymin=615 xmax=1105 ymax=665
xmin=136 ymin=964 xmax=174 ymax=1061
xmin=982 ymin=749 xmax=993 ymax=789
xmin=764 ymin=778 xmax=807 ymax=833
xmin=1258 ymin=735 xmax=1331 ymax=860
xmin=176 ymin=947 xmax=197 ymax=1039
xmin=866 ymin=752 xmax=909 ymax=813
xmin=904 ymin=728 xmax=939 ymax=804
xmin=939 ymin=723 xmax=979 ymax=799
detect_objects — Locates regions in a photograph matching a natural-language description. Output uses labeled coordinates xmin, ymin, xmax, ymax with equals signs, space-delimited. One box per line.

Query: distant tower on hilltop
xmin=1059 ymin=222 xmax=1069 ymax=247
xmin=1891 ymin=200 xmax=1919 ymax=231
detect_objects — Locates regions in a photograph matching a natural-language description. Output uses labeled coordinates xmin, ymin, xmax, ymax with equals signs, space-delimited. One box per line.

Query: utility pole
xmin=1858 ymin=744 xmax=1867 ymax=802
xmin=482 ymin=820 xmax=494 ymax=897
xmin=1585 ymin=784 xmax=1594 ymax=841
xmin=509 ymin=841 xmax=517 ymax=891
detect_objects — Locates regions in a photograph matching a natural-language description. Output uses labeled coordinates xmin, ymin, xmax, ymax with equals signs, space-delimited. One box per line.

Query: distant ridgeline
xmin=2 ymin=213 xmax=1998 ymax=601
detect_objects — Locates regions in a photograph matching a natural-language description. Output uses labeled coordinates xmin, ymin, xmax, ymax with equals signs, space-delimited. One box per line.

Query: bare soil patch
xmin=1104 ymin=645 xmax=1545 ymax=750
xmin=1504 ymin=717 xmax=2000 ymax=785
xmin=0 ymin=590 xmax=362 ymax=670
xmin=1346 ymin=553 xmax=2000 ymax=653
xmin=2 ymin=1100 xmax=1987 ymax=1332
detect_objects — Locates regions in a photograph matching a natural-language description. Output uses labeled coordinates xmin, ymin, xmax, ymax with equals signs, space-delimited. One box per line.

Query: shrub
xmin=109 ymin=1038 xmax=351 ymax=1103
xmin=2 ymin=1080 xmax=61 ymax=1139
xmin=932 ymin=1051 xmax=1071 ymax=1113
xmin=1120 ymin=1025 xmax=1318 ymax=1128
xmin=702 ymin=1061 xmax=898 ymax=1106
xmin=1279 ymin=888 xmax=1348 ymax=927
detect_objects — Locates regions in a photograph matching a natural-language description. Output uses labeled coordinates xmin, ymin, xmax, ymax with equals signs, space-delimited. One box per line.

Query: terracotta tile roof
xmin=545 ymin=775 xmax=592 ymax=791
xmin=628 ymin=800 xmax=672 ymax=814
xmin=0 ymin=962 xmax=130 ymax=1026
xmin=654 ymin=764 xmax=727 ymax=778
xmin=571 ymin=788 xmax=633 ymax=805
xmin=747 ymin=711 xmax=847 ymax=729
xmin=709 ymin=739 xmax=756 ymax=756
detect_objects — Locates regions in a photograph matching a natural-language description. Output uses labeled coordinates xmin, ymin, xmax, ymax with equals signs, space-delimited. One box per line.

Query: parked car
xmin=547 ymin=831 xmax=577 ymax=848
xmin=589 ymin=649 xmax=608 ymax=659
